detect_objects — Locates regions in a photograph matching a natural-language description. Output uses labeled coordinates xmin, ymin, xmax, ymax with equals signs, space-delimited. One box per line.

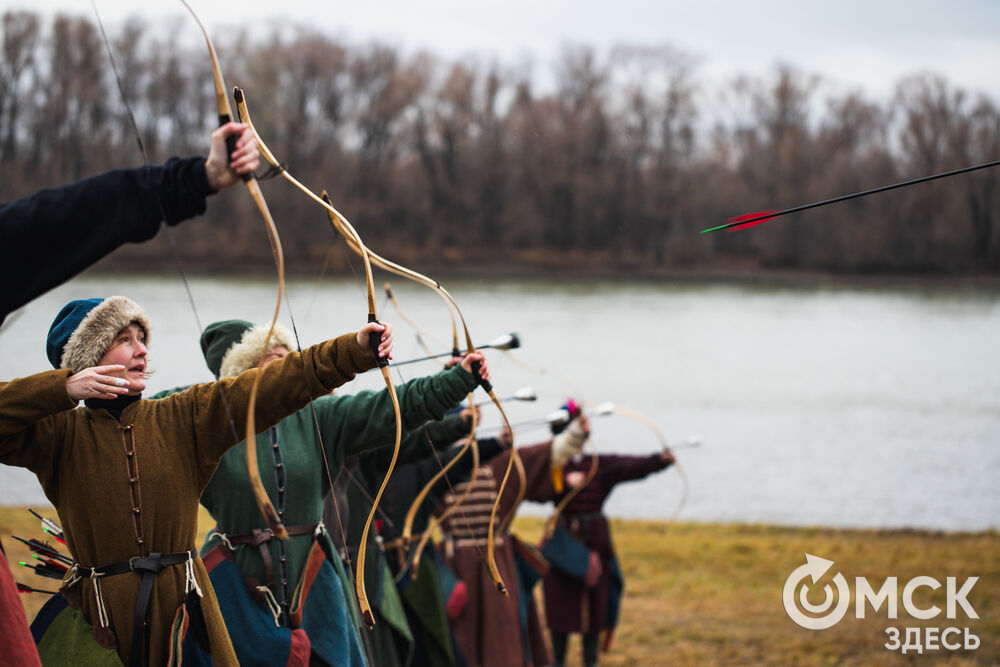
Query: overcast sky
xmin=9 ymin=0 xmax=1000 ymax=102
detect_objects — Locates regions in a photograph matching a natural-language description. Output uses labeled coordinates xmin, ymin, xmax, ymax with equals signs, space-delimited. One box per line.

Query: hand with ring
xmin=66 ymin=365 xmax=132 ymax=401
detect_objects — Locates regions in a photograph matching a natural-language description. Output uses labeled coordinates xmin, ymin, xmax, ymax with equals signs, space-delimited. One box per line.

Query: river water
xmin=2 ymin=273 xmax=998 ymax=532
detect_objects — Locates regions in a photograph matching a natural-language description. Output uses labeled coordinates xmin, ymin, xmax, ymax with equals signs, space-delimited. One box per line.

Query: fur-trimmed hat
xmin=200 ymin=319 xmax=296 ymax=379
xmin=46 ymin=296 xmax=151 ymax=372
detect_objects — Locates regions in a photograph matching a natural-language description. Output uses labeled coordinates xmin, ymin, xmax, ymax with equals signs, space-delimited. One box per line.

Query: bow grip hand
xmin=225 ymin=131 xmax=252 ymax=183
xmin=367 ymin=314 xmax=389 ymax=368
xmin=221 ymin=119 xmax=251 ymax=183
xmin=471 ymin=358 xmax=492 ymax=392
xmin=460 ymin=352 xmax=493 ymax=392
xmin=206 ymin=121 xmax=259 ymax=188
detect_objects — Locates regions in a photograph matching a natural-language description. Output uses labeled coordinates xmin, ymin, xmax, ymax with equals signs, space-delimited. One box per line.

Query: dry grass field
xmin=3 ymin=506 xmax=996 ymax=666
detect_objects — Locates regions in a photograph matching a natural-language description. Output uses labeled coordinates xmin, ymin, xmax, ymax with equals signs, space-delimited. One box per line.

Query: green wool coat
xmin=0 ymin=333 xmax=373 ymax=666
xmin=200 ymin=365 xmax=478 ymax=596
xmin=198 ymin=366 xmax=476 ymax=666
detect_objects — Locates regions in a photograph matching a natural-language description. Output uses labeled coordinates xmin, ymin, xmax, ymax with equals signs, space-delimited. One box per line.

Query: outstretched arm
xmin=312 ymin=358 xmax=481 ymax=463
xmin=598 ymin=452 xmax=674 ymax=488
xmin=0 ymin=123 xmax=258 ymax=323
xmin=164 ymin=331 xmax=378 ymax=472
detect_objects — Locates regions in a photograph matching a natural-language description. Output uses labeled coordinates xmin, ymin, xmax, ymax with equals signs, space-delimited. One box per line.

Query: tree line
xmin=2 ymin=10 xmax=999 ymax=276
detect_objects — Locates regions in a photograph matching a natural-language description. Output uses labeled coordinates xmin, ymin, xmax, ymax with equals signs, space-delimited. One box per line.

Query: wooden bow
xmin=384 ymin=284 xmax=470 ymax=543
xmin=231 ymin=89 xmax=426 ymax=626
xmin=405 ymin=419 xmax=479 ymax=577
xmin=178 ymin=0 xmax=288 ymax=539
xmin=381 ymin=284 xmax=502 ymax=583
xmin=608 ymin=405 xmax=689 ymax=523
xmin=231 ymin=90 xmax=518 ymax=594
xmin=320 ymin=191 xmax=402 ymax=629
xmin=381 ymin=285 xmax=524 ymax=594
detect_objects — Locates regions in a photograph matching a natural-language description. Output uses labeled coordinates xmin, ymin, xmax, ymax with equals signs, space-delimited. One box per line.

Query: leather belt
xmin=218 ymin=523 xmax=318 ymax=590
xmin=77 ymin=549 xmax=196 ymax=667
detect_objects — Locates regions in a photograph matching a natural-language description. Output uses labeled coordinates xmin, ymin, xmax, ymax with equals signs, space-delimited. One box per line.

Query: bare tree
xmin=3 ymin=10 xmax=998 ymax=276
xmin=0 ymin=11 xmax=40 ymax=178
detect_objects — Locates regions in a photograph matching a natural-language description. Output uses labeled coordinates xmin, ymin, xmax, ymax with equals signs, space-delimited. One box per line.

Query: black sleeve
xmin=0 ymin=157 xmax=213 ymax=321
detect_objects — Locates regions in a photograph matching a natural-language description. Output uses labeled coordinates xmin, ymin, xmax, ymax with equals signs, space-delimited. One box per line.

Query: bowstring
xmin=90 ymin=1 xmax=247 ymax=447
xmin=385 ymin=314 xmax=493 ymax=575
xmin=335 ymin=239 xmax=492 ymax=576
xmin=96 ymin=4 xmax=369 ymax=636
xmin=284 ymin=285 xmax=368 ymax=603
xmin=300 ymin=243 xmax=339 ymax=330
xmin=297 ymin=206 xmax=383 ymax=628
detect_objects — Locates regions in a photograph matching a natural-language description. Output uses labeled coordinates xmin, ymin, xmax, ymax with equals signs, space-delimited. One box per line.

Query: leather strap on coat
xmin=217 ymin=523 xmax=317 ymax=591
xmin=76 ymin=548 xmax=196 ymax=667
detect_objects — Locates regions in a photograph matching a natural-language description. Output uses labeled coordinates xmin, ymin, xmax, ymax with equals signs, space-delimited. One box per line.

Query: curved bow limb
xmin=315 ymin=190 xmax=403 ymax=630
xmin=232 ymin=89 xmax=475 ymax=361
xmin=234 ymin=88 xmax=464 ymax=327
xmin=178 ymin=0 xmax=288 ymax=539
xmin=235 ymin=87 xmax=517 ymax=593
xmin=400 ymin=402 xmax=475 ymax=547
xmin=384 ymin=285 xmax=472 ymax=548
xmin=408 ymin=427 xmax=480 ymax=578
xmin=386 ymin=305 xmax=524 ymax=582
xmin=379 ymin=283 xmax=491 ymax=576
xmin=336 ymin=218 xmax=521 ymax=593
xmin=317 ymin=197 xmax=484 ymax=584
xmin=609 ymin=405 xmax=690 ymax=524
xmin=482 ymin=413 xmax=525 ymax=595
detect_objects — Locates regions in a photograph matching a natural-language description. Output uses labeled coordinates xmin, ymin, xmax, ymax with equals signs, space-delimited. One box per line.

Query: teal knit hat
xmin=46 ymin=296 xmax=151 ymax=372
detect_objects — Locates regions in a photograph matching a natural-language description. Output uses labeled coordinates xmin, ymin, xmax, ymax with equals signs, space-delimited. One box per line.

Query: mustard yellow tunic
xmin=0 ymin=333 xmax=374 ymax=665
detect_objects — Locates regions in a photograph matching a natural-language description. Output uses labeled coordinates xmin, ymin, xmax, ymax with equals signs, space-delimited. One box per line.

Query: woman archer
xmin=0 ymin=120 xmax=259 ymax=667
xmin=0 ymin=295 xmax=392 ymax=665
